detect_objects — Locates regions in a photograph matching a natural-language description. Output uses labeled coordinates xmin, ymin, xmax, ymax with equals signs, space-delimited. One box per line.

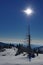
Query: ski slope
xmin=0 ymin=48 xmax=43 ymax=65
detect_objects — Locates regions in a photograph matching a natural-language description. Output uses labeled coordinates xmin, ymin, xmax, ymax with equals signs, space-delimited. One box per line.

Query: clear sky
xmin=0 ymin=0 xmax=43 ymax=44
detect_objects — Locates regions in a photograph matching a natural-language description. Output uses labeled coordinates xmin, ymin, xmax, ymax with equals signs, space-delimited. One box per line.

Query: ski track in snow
xmin=0 ymin=48 xmax=43 ymax=65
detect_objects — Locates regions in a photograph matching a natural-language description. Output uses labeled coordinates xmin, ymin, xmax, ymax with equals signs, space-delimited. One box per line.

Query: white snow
xmin=0 ymin=48 xmax=43 ymax=65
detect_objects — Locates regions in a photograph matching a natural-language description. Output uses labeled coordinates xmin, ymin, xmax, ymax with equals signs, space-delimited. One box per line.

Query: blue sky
xmin=0 ymin=0 xmax=43 ymax=44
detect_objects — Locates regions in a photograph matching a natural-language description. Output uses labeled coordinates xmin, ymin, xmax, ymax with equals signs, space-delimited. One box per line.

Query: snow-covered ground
xmin=0 ymin=48 xmax=43 ymax=65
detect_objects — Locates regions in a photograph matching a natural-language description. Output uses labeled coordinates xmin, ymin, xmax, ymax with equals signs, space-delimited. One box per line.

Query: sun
xmin=23 ymin=8 xmax=33 ymax=15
